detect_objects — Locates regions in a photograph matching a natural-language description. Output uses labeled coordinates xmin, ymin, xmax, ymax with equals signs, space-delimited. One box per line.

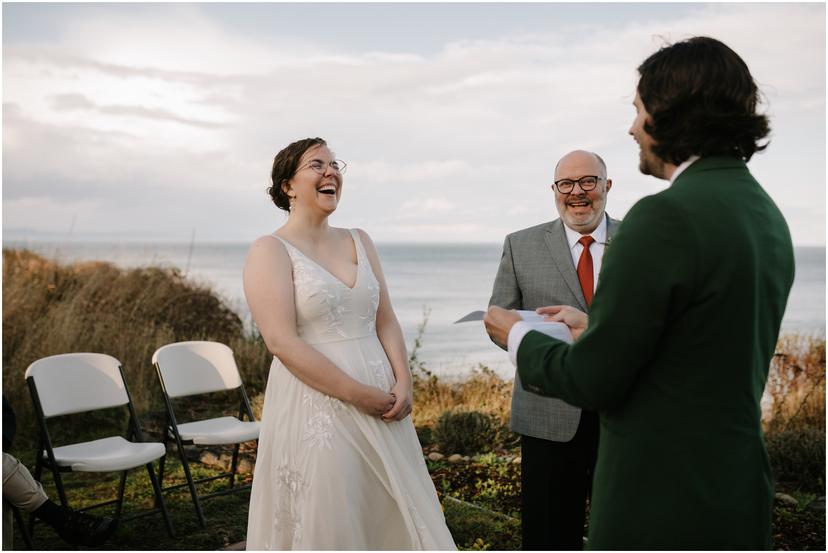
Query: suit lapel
xmin=544 ymin=220 xmax=588 ymax=311
xmin=607 ymin=216 xmax=620 ymax=242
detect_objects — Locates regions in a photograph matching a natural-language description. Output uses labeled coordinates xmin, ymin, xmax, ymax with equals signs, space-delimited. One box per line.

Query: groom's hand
xmin=536 ymin=305 xmax=589 ymax=340
xmin=484 ymin=306 xmax=522 ymax=349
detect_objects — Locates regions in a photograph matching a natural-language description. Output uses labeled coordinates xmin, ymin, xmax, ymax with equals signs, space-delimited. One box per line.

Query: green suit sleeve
xmin=517 ymin=193 xmax=699 ymax=411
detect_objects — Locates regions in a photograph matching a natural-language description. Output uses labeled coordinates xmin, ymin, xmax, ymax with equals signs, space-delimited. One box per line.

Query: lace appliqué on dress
xmin=287 ymin=247 xmax=351 ymax=339
xmin=368 ymin=359 xmax=391 ymax=390
xmin=301 ymin=390 xmax=343 ymax=450
xmin=363 ymin=275 xmax=380 ymax=334
xmin=273 ymin=455 xmax=307 ymax=546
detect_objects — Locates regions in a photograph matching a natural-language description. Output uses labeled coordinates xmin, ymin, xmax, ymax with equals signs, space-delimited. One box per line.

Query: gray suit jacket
xmin=489 ymin=215 xmax=621 ymax=441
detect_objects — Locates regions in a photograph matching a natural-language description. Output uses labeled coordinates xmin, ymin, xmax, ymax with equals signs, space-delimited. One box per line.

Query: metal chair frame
xmin=155 ymin=362 xmax=257 ymax=528
xmin=26 ymin=364 xmax=175 ymax=538
xmin=10 ymin=503 xmax=34 ymax=549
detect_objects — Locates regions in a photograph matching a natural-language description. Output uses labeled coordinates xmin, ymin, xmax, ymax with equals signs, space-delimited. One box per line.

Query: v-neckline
xmin=277 ymin=232 xmax=360 ymax=290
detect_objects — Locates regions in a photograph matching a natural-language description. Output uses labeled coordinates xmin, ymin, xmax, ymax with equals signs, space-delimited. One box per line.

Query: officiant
xmin=489 ymin=150 xmax=620 ymax=550
xmin=484 ymin=36 xmax=794 ymax=549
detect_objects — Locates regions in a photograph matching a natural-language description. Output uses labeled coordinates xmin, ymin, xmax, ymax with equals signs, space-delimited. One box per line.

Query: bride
xmin=243 ymin=137 xmax=456 ymax=550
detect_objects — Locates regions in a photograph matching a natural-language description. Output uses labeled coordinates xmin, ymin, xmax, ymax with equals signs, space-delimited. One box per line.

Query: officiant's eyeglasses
xmin=298 ymin=159 xmax=348 ymax=175
xmin=552 ymin=175 xmax=602 ymax=194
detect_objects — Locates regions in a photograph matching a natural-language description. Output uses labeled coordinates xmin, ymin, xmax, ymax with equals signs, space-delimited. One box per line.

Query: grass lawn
xmin=13 ymin=458 xmax=252 ymax=550
xmin=14 ymin=453 xmax=823 ymax=550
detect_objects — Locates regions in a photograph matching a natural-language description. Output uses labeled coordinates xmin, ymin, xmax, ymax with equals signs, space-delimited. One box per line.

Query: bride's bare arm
xmin=356 ymin=229 xmax=412 ymax=422
xmin=243 ymin=236 xmax=395 ymax=417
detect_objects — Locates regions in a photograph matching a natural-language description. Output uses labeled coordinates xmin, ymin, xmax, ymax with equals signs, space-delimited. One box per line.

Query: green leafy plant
xmin=434 ymin=410 xmax=497 ymax=455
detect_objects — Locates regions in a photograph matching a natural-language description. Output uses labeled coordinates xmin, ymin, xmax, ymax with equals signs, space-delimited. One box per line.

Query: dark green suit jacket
xmin=517 ymin=156 xmax=794 ymax=550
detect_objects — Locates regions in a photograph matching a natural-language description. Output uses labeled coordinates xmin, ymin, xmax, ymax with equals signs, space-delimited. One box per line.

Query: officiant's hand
xmin=382 ymin=380 xmax=413 ymax=422
xmin=536 ymin=305 xmax=589 ymax=340
xmin=484 ymin=306 xmax=522 ymax=349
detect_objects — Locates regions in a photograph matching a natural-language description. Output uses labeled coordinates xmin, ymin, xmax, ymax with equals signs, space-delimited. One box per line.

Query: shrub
xmin=2 ymin=248 xmax=272 ymax=453
xmin=434 ymin=410 xmax=497 ymax=455
xmin=416 ymin=425 xmax=435 ymax=447
xmin=764 ymin=335 xmax=825 ymax=433
xmin=766 ymin=427 xmax=825 ymax=491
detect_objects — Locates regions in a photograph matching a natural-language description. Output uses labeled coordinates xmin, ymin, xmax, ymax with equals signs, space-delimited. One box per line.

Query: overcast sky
xmin=3 ymin=2 xmax=825 ymax=245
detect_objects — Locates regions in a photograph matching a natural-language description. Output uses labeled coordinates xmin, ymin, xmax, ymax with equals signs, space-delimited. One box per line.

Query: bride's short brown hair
xmin=268 ymin=137 xmax=327 ymax=211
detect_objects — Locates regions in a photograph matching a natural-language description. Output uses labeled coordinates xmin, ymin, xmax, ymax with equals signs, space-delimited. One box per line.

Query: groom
xmin=485 ymin=37 xmax=794 ymax=549
xmin=489 ymin=150 xmax=620 ymax=549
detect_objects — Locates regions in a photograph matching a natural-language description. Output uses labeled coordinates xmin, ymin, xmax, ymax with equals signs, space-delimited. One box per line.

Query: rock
xmin=512 ymin=456 xmax=522 ymax=464
xmin=807 ymin=496 xmax=825 ymax=511
xmin=237 ymin=458 xmax=254 ymax=474
xmin=427 ymin=452 xmax=445 ymax=462
xmin=448 ymin=454 xmax=463 ymax=463
xmin=775 ymin=492 xmax=798 ymax=507
xmin=200 ymin=450 xmax=221 ymax=466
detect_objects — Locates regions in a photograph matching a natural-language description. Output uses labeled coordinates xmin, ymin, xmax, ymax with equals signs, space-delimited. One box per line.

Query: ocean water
xmin=5 ymin=240 xmax=824 ymax=377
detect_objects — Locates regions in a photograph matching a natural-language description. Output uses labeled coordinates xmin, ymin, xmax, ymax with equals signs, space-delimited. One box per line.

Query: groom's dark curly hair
xmin=268 ymin=137 xmax=328 ymax=212
xmin=637 ymin=36 xmax=770 ymax=164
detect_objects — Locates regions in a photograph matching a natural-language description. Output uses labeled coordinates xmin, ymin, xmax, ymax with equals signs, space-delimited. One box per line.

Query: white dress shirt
xmin=562 ymin=214 xmax=608 ymax=291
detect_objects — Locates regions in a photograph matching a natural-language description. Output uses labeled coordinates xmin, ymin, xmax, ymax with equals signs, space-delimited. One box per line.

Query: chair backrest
xmin=153 ymin=341 xmax=242 ymax=399
xmin=25 ymin=353 xmax=129 ymax=418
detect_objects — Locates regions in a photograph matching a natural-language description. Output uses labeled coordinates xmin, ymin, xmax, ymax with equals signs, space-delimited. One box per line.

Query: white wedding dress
xmin=246 ymin=229 xmax=456 ymax=550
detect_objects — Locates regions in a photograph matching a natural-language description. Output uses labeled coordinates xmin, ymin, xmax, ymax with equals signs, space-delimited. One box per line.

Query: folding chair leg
xmin=33 ymin=455 xmax=43 ymax=483
xmin=12 ymin=504 xmax=34 ymax=549
xmin=229 ymin=444 xmax=241 ymax=489
xmin=174 ymin=441 xmax=206 ymax=528
xmin=145 ymin=463 xmax=175 ymax=538
xmin=115 ymin=470 xmax=128 ymax=519
xmin=158 ymin=433 xmax=168 ymax=485
xmin=51 ymin=468 xmax=69 ymax=508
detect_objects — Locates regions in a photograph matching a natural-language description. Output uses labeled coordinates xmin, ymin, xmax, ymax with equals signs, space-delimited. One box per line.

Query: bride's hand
xmin=351 ymin=384 xmax=396 ymax=417
xmin=536 ymin=305 xmax=589 ymax=340
xmin=382 ymin=380 xmax=412 ymax=422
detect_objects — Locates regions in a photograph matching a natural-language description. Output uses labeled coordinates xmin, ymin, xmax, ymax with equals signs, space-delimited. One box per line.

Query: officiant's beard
xmin=558 ymin=194 xmax=607 ymax=233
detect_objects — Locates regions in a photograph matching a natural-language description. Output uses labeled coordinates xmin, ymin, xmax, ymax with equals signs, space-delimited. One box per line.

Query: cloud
xmin=399 ymin=197 xmax=454 ymax=215
xmin=2 ymin=3 xmax=824 ymax=245
xmin=51 ymin=93 xmax=226 ymax=128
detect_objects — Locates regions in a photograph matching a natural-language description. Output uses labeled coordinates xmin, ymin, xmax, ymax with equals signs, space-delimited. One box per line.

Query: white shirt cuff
xmin=507 ymin=320 xmax=534 ymax=366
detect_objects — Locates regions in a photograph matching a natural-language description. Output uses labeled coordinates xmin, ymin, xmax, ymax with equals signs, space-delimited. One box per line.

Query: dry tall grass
xmin=2 ymin=249 xmax=272 ymax=449
xmin=4 ymin=248 xmax=824 ymax=460
xmin=764 ymin=333 xmax=826 ymax=433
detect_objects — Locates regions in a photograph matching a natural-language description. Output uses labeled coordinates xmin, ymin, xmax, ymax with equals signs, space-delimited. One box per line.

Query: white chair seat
xmin=175 ymin=416 xmax=260 ymax=445
xmin=50 ymin=436 xmax=165 ymax=472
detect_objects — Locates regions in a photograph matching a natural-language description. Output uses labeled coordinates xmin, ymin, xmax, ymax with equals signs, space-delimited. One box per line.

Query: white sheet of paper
xmin=523 ymin=320 xmax=573 ymax=344
xmin=454 ymin=309 xmax=565 ymax=326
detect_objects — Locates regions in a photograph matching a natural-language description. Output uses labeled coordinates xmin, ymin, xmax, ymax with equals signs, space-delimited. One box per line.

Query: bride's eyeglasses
xmin=297 ymin=159 xmax=348 ymax=176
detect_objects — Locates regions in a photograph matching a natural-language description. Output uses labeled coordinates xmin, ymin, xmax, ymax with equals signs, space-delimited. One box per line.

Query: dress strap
xmin=265 ymin=234 xmax=298 ymax=266
xmin=348 ymin=229 xmax=369 ymax=264
xmin=268 ymin=233 xmax=293 ymax=250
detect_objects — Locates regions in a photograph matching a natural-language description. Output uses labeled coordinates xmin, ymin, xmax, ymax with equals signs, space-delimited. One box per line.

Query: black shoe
xmin=53 ymin=508 xmax=118 ymax=547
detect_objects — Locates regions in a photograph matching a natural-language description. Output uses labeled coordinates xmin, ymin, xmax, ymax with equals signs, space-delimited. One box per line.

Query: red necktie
xmin=577 ymin=235 xmax=595 ymax=307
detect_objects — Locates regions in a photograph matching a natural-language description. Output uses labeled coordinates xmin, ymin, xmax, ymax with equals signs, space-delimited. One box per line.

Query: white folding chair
xmin=24 ymin=353 xmax=174 ymax=537
xmin=153 ymin=341 xmax=259 ymax=527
